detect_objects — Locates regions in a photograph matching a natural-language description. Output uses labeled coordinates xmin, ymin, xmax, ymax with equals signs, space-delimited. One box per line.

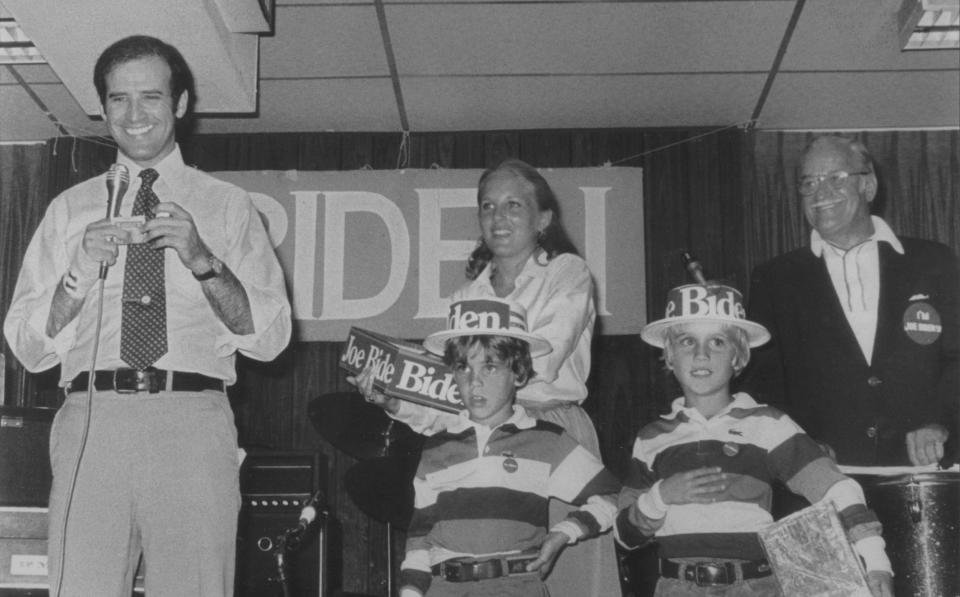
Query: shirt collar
xmin=116 ymin=144 xmax=184 ymax=186
xmin=478 ymin=251 xmax=550 ymax=287
xmin=661 ymin=392 xmax=759 ymax=422
xmin=446 ymin=404 xmax=538 ymax=434
xmin=809 ymin=215 xmax=904 ymax=257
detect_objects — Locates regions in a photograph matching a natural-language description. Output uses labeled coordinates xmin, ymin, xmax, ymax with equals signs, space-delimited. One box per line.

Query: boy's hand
xmin=347 ymin=362 xmax=401 ymax=414
xmin=866 ymin=570 xmax=893 ymax=597
xmin=525 ymin=531 xmax=568 ymax=579
xmin=659 ymin=467 xmax=728 ymax=505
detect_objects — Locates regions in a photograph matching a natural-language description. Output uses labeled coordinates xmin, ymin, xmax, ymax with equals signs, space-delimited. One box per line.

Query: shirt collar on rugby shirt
xmin=446 ymin=404 xmax=538 ymax=434
xmin=661 ymin=392 xmax=760 ymax=423
xmin=809 ymin=215 xmax=904 ymax=257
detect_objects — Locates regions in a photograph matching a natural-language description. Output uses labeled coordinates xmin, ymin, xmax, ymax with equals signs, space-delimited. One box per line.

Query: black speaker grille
xmin=0 ymin=407 xmax=57 ymax=507
xmin=236 ymin=450 xmax=327 ymax=597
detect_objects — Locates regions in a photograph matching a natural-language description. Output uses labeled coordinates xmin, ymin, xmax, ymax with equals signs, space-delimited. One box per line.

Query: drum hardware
xmin=343 ymin=456 xmax=416 ymax=530
xmin=307 ymin=393 xmax=422 ymax=461
xmin=309 ymin=392 xmax=424 ymax=596
xmin=907 ymin=481 xmax=921 ymax=523
xmin=855 ymin=471 xmax=959 ymax=597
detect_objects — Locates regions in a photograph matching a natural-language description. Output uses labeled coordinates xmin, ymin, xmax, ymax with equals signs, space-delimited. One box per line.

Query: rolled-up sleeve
xmin=212 ymin=190 xmax=291 ymax=362
xmin=4 ymin=197 xmax=77 ymax=372
xmin=525 ymin=255 xmax=595 ymax=386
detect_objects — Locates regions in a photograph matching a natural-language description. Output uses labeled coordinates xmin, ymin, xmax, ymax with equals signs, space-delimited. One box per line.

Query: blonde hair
xmin=662 ymin=323 xmax=751 ymax=376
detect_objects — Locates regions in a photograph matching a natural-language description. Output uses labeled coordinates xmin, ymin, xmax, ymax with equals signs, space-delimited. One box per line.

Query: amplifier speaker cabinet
xmin=0 ymin=407 xmax=55 ymax=593
xmin=0 ymin=407 xmax=56 ymax=508
xmin=0 ymin=507 xmax=47 ymax=591
xmin=236 ymin=449 xmax=328 ymax=597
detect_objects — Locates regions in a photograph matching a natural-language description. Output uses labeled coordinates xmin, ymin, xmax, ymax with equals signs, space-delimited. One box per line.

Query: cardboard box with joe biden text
xmin=339 ymin=327 xmax=465 ymax=414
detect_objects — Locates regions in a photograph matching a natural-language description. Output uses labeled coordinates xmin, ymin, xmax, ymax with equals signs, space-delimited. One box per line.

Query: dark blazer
xmin=739 ymin=237 xmax=959 ymax=465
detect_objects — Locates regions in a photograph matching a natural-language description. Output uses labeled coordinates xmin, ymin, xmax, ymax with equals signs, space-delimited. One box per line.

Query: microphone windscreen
xmin=106 ymin=164 xmax=130 ymax=218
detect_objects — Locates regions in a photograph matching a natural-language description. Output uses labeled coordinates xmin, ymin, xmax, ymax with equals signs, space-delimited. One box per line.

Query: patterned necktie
xmin=120 ymin=168 xmax=168 ymax=369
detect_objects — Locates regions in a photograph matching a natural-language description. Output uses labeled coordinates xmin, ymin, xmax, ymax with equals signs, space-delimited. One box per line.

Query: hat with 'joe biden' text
xmin=641 ymin=283 xmax=770 ymax=348
xmin=424 ymin=298 xmax=552 ymax=357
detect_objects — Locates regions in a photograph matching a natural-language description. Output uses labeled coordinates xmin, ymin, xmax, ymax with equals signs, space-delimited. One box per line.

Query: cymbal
xmin=344 ymin=455 xmax=417 ymax=528
xmin=308 ymin=392 xmax=422 ymax=460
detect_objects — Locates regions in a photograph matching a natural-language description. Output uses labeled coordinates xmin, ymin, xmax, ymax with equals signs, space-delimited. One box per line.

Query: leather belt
xmin=67 ymin=368 xmax=224 ymax=395
xmin=431 ymin=555 xmax=539 ymax=582
xmin=659 ymin=559 xmax=772 ymax=586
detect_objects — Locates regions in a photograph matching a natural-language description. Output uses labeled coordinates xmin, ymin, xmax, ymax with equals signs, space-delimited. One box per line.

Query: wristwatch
xmin=192 ymin=255 xmax=224 ymax=281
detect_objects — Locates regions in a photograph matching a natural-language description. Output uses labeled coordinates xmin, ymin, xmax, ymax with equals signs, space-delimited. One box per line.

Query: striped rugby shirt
xmin=400 ymin=406 xmax=620 ymax=594
xmin=615 ymin=393 xmax=883 ymax=561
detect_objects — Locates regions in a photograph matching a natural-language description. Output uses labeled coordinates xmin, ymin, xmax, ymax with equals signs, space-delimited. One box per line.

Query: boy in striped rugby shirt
xmin=399 ymin=298 xmax=620 ymax=597
xmin=615 ymin=283 xmax=893 ymax=596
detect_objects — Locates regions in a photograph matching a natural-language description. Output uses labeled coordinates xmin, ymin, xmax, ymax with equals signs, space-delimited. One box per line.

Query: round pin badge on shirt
xmin=902 ymin=302 xmax=942 ymax=345
xmin=502 ymin=457 xmax=519 ymax=473
xmin=722 ymin=442 xmax=740 ymax=457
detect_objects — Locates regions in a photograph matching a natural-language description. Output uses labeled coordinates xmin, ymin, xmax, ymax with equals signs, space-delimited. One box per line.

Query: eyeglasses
xmin=797 ymin=170 xmax=871 ymax=196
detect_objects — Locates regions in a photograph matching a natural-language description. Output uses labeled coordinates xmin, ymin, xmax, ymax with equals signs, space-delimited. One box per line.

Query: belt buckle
xmin=439 ymin=561 xmax=462 ymax=582
xmin=442 ymin=559 xmax=500 ymax=582
xmin=694 ymin=562 xmax=731 ymax=587
xmin=444 ymin=561 xmax=473 ymax=582
xmin=505 ymin=555 xmax=534 ymax=575
xmin=113 ymin=369 xmax=160 ymax=393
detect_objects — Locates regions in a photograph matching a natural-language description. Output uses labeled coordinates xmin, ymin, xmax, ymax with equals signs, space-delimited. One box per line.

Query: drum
xmin=854 ymin=471 xmax=959 ymax=597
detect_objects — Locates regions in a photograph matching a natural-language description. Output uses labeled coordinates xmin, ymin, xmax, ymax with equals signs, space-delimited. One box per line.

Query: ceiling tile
xmin=760 ymin=71 xmax=960 ymax=130
xmin=402 ymin=73 xmax=767 ymax=131
xmin=0 ymin=81 xmax=107 ymax=142
xmin=194 ymin=78 xmax=400 ymax=133
xmin=387 ymin=2 xmax=795 ymax=74
xmin=783 ymin=0 xmax=960 ymax=70
xmin=262 ymin=4 xmax=389 ymax=78
xmin=0 ymin=64 xmax=61 ymax=85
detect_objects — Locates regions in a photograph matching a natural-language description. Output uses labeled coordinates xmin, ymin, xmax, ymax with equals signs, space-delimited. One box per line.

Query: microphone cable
xmin=53 ymin=163 xmax=128 ymax=596
xmin=51 ymin=276 xmax=108 ymax=597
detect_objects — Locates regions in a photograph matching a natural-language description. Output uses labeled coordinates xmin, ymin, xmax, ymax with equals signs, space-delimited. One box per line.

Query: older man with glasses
xmin=739 ymin=134 xmax=958 ymax=467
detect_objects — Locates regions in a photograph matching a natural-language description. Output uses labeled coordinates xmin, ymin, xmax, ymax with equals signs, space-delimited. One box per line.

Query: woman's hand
xmin=346 ymin=362 xmax=401 ymax=414
xmin=659 ymin=467 xmax=728 ymax=505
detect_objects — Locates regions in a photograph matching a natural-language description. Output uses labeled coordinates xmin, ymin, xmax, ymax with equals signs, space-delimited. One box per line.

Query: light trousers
xmin=47 ymin=390 xmax=241 ymax=597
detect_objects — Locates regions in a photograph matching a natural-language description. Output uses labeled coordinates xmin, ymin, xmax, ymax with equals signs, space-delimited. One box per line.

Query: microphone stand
xmin=272 ymin=534 xmax=294 ymax=597
xmin=271 ymin=500 xmax=326 ymax=597
xmin=381 ymin=422 xmax=395 ymax=597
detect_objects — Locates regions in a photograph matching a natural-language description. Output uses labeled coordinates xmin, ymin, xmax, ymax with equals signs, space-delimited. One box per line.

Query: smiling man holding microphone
xmin=4 ymin=35 xmax=291 ymax=597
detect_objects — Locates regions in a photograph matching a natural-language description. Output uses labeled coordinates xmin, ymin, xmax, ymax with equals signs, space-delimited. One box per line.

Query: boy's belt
xmin=659 ymin=559 xmax=772 ymax=586
xmin=431 ymin=555 xmax=539 ymax=582
xmin=67 ymin=369 xmax=224 ymax=394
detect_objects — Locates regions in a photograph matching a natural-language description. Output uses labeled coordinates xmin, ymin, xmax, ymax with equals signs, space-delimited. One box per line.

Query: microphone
xmin=292 ymin=490 xmax=324 ymax=535
xmin=99 ymin=164 xmax=130 ymax=279
xmin=681 ymin=251 xmax=708 ymax=285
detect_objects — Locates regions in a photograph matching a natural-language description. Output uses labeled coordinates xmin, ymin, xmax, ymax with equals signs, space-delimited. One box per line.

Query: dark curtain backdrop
xmin=1 ymin=128 xmax=957 ymax=596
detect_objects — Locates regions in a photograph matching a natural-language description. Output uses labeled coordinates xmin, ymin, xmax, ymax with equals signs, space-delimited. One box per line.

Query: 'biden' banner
xmin=214 ymin=167 xmax=645 ymax=341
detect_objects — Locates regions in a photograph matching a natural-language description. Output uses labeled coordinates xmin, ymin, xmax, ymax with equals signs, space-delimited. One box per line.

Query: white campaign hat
xmin=641 ymin=283 xmax=770 ymax=348
xmin=424 ymin=298 xmax=553 ymax=357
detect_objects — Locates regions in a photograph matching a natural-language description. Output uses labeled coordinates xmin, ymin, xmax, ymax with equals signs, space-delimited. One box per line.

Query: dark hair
xmin=441 ymin=335 xmax=535 ymax=387
xmin=93 ymin=35 xmax=195 ymax=114
xmin=465 ymin=159 xmax=580 ymax=280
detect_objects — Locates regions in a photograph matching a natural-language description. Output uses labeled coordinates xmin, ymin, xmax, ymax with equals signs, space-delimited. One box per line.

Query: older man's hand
xmin=905 ymin=424 xmax=948 ymax=466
